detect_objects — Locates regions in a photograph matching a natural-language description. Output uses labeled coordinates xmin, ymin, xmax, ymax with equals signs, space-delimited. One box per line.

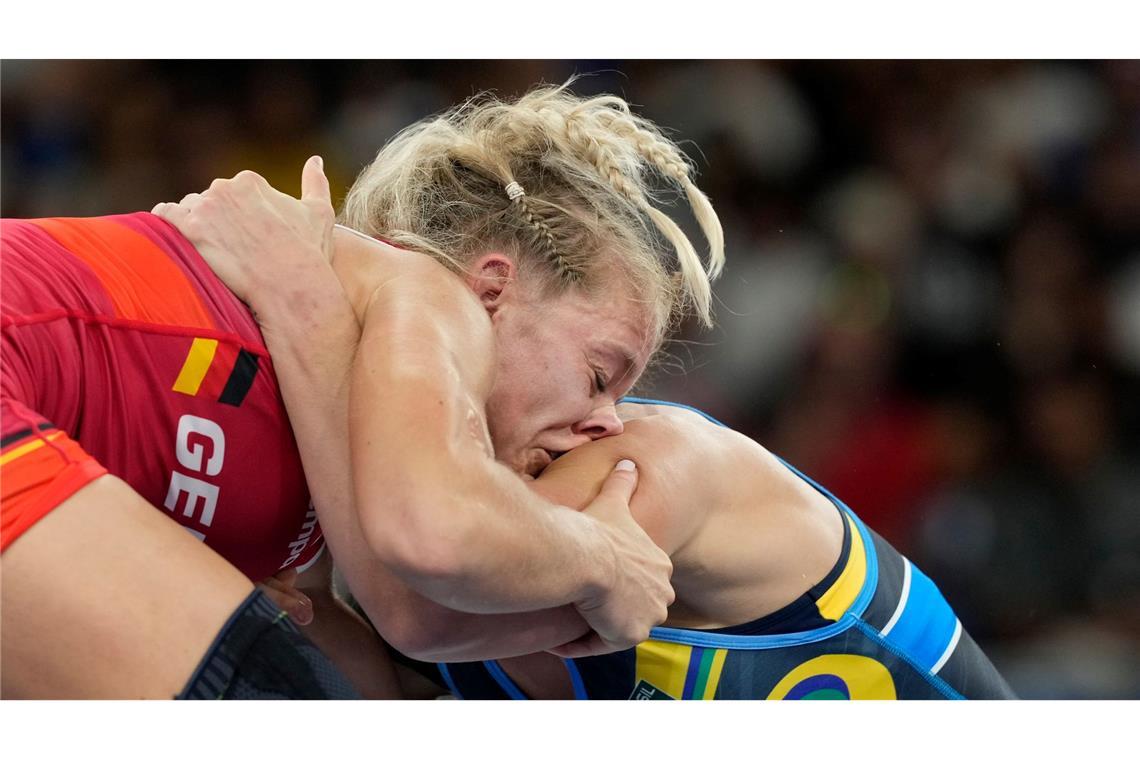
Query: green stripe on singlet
xmin=695 ymin=648 xmax=716 ymax=696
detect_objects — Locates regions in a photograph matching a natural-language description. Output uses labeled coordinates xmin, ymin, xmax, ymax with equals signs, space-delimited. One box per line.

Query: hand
xmin=256 ymin=567 xmax=314 ymax=626
xmin=152 ymin=156 xmax=336 ymax=314
xmin=548 ymin=459 xmax=675 ymax=658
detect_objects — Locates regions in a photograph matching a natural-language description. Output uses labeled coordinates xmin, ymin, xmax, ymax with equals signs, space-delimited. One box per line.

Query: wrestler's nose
xmin=571 ymin=402 xmax=625 ymax=441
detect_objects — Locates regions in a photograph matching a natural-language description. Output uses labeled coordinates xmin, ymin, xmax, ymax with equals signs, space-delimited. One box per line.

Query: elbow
xmin=375 ymin=615 xmax=452 ymax=663
xmin=359 ymin=593 xmax=465 ymax=663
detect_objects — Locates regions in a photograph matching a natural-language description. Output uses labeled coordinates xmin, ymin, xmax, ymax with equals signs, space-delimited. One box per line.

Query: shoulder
xmin=333 ymin=228 xmax=487 ymax=332
xmin=529 ymin=411 xmax=755 ymax=554
xmin=615 ymin=403 xmax=758 ymax=467
xmin=535 ymin=407 xmax=758 ymax=501
xmin=333 ymin=229 xmax=496 ymax=398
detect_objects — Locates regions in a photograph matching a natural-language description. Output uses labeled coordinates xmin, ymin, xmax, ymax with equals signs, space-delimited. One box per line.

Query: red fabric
xmin=1 ymin=214 xmax=323 ymax=578
xmin=817 ymin=401 xmax=938 ymax=551
xmin=0 ymin=398 xmax=108 ymax=551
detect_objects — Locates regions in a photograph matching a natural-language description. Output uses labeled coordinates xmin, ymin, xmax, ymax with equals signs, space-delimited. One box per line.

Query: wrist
xmin=256 ymin=273 xmax=356 ymax=342
xmin=556 ymin=507 xmax=616 ymax=608
xmin=252 ymin=255 xmax=347 ymax=322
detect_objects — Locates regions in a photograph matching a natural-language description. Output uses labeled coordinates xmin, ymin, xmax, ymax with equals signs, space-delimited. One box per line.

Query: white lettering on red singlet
xmin=280 ymin=505 xmax=318 ymax=568
xmin=174 ymin=414 xmax=225 ymax=475
xmin=164 ymin=413 xmax=225 ymax=532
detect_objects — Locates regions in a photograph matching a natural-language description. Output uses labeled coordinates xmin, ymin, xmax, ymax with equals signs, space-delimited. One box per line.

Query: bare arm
xmin=346 ymin=557 xmax=590 ymax=662
xmin=345 ymin=260 xmax=624 ymax=612
xmin=373 ymin=416 xmax=713 ymax=663
xmin=244 ymin=251 xmax=596 ymax=661
xmin=154 ymin=161 xmax=673 ymax=655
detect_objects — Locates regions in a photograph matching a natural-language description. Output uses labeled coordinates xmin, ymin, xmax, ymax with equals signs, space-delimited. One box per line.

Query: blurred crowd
xmin=2 ymin=60 xmax=1137 ymax=698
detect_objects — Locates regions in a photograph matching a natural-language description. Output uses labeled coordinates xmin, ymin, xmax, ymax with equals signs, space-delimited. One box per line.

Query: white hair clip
xmin=505 ymin=181 xmax=525 ymax=201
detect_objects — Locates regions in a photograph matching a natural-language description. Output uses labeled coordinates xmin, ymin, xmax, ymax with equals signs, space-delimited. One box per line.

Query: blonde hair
xmin=340 ymin=81 xmax=725 ymax=346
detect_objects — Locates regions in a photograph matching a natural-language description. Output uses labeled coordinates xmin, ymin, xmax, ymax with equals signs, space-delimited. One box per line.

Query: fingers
xmin=151 ymin=189 xmax=204 ymax=228
xmin=257 ymin=577 xmax=313 ymax=625
xmin=150 ymin=201 xmax=189 ymax=228
xmin=301 ymin=155 xmax=332 ymax=206
xmin=546 ymin=632 xmax=617 ymax=660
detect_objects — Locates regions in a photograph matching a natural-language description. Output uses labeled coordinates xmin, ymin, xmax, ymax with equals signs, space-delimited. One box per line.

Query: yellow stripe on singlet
xmin=634 ymin=640 xmax=692 ymax=699
xmin=0 ymin=432 xmax=65 ymax=467
xmin=172 ymin=337 xmax=218 ymax=396
xmin=815 ymin=513 xmax=867 ymax=621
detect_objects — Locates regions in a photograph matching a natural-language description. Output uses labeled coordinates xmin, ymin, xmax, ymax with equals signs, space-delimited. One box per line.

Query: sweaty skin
xmin=154 ymin=161 xmax=674 ymax=659
xmin=495 ymin=402 xmax=846 ymax=699
xmin=537 ymin=402 xmax=843 ymax=628
xmin=373 ymin=399 xmax=847 ymax=697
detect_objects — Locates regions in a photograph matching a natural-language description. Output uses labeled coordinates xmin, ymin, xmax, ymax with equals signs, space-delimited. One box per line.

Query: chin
xmin=499 ymin=449 xmax=529 ymax=475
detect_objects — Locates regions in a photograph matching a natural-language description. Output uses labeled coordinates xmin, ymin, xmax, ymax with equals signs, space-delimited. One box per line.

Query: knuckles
xmin=201 ymin=170 xmax=268 ymax=200
xmin=232 ymin=169 xmax=269 ymax=190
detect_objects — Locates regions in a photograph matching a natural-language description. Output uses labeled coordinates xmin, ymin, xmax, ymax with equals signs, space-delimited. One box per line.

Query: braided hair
xmin=341 ymin=79 xmax=725 ymax=348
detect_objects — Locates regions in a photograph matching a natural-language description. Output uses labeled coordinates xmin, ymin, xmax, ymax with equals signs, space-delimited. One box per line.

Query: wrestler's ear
xmin=465 ymin=253 xmax=518 ymax=317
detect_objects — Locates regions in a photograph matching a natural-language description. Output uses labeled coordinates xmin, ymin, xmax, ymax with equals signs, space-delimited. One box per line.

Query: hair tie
xmin=505 ymin=181 xmax=525 ymax=201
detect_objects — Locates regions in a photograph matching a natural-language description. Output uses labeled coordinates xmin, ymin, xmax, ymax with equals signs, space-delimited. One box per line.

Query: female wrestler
xmin=426 ymin=399 xmax=1017 ymax=699
xmin=0 ymin=84 xmax=723 ymax=698
xmin=164 ymin=106 xmax=1012 ymax=700
xmin=156 ymin=191 xmax=1013 ymax=698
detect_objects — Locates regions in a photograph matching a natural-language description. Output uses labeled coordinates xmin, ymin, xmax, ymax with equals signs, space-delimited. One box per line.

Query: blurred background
xmin=2 ymin=59 xmax=1137 ymax=698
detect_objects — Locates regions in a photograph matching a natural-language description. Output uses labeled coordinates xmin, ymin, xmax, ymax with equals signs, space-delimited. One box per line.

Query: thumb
xmin=587 ymin=459 xmax=639 ymax=514
xmin=301 ymin=155 xmax=331 ymax=205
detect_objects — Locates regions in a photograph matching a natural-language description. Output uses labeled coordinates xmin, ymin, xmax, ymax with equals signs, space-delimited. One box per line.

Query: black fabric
xmin=218 ymin=349 xmax=259 ymax=407
xmin=178 ymin=589 xmax=359 ymax=700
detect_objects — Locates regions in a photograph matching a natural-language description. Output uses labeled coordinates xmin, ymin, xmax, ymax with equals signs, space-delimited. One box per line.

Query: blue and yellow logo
xmin=767 ymin=655 xmax=897 ymax=700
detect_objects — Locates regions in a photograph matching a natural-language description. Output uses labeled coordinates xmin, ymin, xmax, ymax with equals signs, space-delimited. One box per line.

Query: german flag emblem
xmin=172 ymin=337 xmax=259 ymax=407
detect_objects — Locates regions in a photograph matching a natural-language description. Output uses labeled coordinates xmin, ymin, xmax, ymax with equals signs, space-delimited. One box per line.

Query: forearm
xmin=350 ymin=361 xmax=615 ymax=614
xmin=413 ymin=605 xmax=589 ymax=663
xmin=251 ymin=276 xmax=600 ymax=632
xmin=252 ymin=272 xmax=370 ymax=589
xmin=405 ymin=465 xmax=614 ymax=615
xmin=357 ymin=560 xmax=592 ymax=662
xmin=255 ymin=261 xmax=614 ymax=618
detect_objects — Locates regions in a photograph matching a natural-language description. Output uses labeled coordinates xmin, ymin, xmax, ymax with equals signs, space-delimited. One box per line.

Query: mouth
xmin=523 ymin=448 xmax=562 ymax=478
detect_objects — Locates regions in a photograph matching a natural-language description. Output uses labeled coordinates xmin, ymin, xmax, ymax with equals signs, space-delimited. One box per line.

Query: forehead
xmin=559 ymin=293 xmax=656 ymax=377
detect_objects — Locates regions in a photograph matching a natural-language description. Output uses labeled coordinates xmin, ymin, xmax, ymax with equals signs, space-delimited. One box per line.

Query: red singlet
xmin=1 ymin=213 xmax=323 ymax=579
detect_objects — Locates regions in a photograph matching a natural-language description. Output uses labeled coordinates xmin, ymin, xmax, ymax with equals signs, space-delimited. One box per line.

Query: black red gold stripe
xmin=218 ymin=349 xmax=259 ymax=407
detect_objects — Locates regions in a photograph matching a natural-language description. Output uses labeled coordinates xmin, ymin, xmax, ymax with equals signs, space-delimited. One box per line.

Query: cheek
xmin=485 ymin=375 xmax=540 ymax=443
